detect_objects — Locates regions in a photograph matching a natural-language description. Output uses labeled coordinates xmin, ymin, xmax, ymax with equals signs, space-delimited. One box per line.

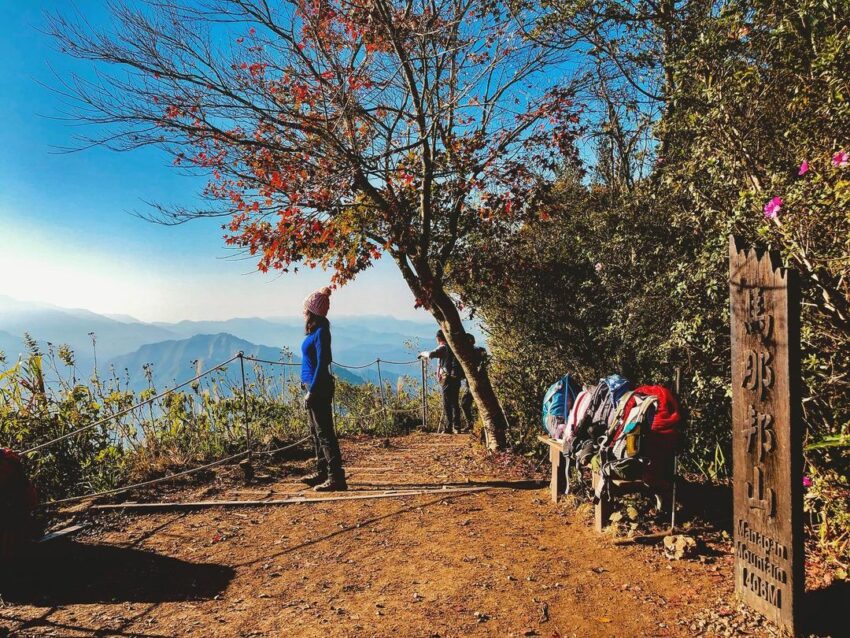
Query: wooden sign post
xmin=729 ymin=236 xmax=804 ymax=634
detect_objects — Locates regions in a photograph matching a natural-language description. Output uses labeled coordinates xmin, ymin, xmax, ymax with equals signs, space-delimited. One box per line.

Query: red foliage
xmin=141 ymin=1 xmax=581 ymax=296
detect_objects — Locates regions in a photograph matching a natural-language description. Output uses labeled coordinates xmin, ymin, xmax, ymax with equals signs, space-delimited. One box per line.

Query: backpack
xmin=634 ymin=384 xmax=684 ymax=476
xmin=541 ymin=374 xmax=581 ymax=439
xmin=593 ymin=385 xmax=684 ymax=502
xmin=559 ymin=387 xmax=592 ymax=494
xmin=0 ymin=448 xmax=38 ymax=560
xmin=605 ymin=393 xmax=657 ymax=466
xmin=563 ymin=388 xmax=592 ymax=449
xmin=569 ymin=374 xmax=632 ymax=465
xmin=436 ymin=345 xmax=463 ymax=384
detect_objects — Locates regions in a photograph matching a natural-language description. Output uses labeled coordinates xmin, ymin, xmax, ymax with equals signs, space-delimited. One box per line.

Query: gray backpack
xmin=593 ymin=393 xmax=659 ymax=502
xmin=569 ymin=374 xmax=632 ymax=465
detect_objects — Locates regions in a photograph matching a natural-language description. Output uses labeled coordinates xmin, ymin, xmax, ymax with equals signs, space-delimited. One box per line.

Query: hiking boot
xmin=313 ymin=475 xmax=348 ymax=492
xmin=301 ymin=471 xmax=328 ymax=487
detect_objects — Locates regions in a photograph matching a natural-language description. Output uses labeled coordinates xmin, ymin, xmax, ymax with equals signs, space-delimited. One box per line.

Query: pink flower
xmin=798 ymin=160 xmax=809 ymax=176
xmin=803 ymin=476 xmax=813 ymax=488
xmin=594 ymin=262 xmax=604 ymax=273
xmin=763 ymin=196 xmax=782 ymax=219
xmin=832 ymin=150 xmax=849 ymax=168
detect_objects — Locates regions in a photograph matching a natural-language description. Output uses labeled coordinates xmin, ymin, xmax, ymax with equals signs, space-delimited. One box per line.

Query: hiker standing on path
xmin=460 ymin=334 xmax=489 ymax=431
xmin=419 ymin=330 xmax=463 ymax=434
xmin=300 ymin=287 xmax=347 ymax=492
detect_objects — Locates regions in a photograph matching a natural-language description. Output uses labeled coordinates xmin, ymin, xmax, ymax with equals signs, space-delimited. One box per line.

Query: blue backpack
xmin=542 ymin=374 xmax=581 ymax=439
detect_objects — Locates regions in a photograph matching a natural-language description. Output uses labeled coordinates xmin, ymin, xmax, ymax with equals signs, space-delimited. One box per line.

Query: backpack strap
xmin=605 ymin=390 xmax=635 ymax=442
xmin=593 ymin=462 xmax=613 ymax=504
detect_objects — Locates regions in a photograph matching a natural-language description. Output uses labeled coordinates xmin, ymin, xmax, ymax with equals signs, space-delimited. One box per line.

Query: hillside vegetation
xmin=0 ymin=338 xmax=432 ymax=504
xmin=454 ymin=0 xmax=850 ymax=578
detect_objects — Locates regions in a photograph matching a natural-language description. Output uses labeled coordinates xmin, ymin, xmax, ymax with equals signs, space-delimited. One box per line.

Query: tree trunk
xmin=429 ymin=290 xmax=508 ymax=452
xmin=391 ymin=254 xmax=509 ymax=451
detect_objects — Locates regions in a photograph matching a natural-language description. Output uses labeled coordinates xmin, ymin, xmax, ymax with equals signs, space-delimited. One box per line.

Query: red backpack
xmin=632 ymin=385 xmax=683 ymax=462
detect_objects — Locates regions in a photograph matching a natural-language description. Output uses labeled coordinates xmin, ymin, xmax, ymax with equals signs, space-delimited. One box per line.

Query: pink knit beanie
xmin=303 ymin=286 xmax=332 ymax=317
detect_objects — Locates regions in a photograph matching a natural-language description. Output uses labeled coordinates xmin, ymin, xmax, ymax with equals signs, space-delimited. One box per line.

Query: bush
xmin=0 ymin=343 xmax=434 ymax=502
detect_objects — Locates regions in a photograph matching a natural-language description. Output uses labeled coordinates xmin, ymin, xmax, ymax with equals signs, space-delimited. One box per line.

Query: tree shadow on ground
xmin=803 ymin=580 xmax=849 ymax=636
xmin=0 ymin=539 xmax=233 ymax=606
xmin=235 ymin=489 xmax=481 ymax=568
xmin=678 ymin=480 xmax=733 ymax=531
xmin=348 ymin=479 xmax=546 ymax=491
xmin=0 ymin=605 xmax=178 ymax=638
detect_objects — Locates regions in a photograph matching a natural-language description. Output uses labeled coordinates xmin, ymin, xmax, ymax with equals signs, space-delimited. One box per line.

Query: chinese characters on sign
xmin=729 ymin=237 xmax=803 ymax=634
xmin=745 ymin=404 xmax=776 ymax=515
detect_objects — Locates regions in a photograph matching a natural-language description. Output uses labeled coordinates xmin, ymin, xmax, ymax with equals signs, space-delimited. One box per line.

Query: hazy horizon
xmin=0 ymin=291 xmax=435 ymax=325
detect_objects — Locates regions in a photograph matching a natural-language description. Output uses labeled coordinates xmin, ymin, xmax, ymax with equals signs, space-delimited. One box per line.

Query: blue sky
xmin=0 ymin=0 xmax=424 ymax=322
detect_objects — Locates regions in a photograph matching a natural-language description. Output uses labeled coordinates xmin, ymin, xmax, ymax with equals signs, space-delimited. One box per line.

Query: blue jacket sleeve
xmin=310 ymin=324 xmax=332 ymax=392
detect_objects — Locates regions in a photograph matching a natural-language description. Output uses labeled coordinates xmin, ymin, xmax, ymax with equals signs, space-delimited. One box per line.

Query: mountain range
xmin=0 ymin=295 xmax=466 ymax=390
xmin=104 ymin=332 xmax=365 ymax=392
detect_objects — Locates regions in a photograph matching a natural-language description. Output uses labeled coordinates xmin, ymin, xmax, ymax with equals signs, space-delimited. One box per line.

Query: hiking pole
xmin=671 ymin=366 xmax=682 ymax=532
xmin=330 ymin=362 xmax=339 ymax=423
xmin=671 ymin=455 xmax=678 ymax=532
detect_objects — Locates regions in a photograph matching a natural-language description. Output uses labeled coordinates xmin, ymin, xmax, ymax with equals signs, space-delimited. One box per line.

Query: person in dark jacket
xmin=419 ymin=330 xmax=464 ymax=434
xmin=300 ymin=286 xmax=346 ymax=491
xmin=460 ymin=334 xmax=489 ymax=430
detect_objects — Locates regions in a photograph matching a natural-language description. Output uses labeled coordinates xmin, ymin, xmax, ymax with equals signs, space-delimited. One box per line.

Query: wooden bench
xmin=538 ymin=435 xmax=673 ymax=533
xmin=539 ymin=435 xmax=567 ymax=504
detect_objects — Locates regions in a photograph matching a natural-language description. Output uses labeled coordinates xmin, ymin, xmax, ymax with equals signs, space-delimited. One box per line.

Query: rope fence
xmin=21 ymin=354 xmax=241 ymax=456
xmin=18 ymin=352 xmax=428 ymax=458
xmin=41 ymin=436 xmax=312 ymax=507
xmin=8 ymin=349 xmax=437 ymax=508
xmin=242 ymin=354 xmax=428 ymax=429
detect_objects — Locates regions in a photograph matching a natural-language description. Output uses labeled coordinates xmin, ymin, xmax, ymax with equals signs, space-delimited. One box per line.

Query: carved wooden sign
xmin=729 ymin=236 xmax=804 ymax=634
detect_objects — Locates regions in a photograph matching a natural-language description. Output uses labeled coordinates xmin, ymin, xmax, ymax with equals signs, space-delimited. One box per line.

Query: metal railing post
xmin=420 ymin=358 xmax=428 ymax=432
xmin=376 ymin=358 xmax=387 ymax=416
xmin=239 ymin=352 xmax=251 ymax=461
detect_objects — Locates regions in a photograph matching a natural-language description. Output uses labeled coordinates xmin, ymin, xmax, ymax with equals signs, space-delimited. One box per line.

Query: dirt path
xmin=2 ymin=433 xmax=738 ymax=637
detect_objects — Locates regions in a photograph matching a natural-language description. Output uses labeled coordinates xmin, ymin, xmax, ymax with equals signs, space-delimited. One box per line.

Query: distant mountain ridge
xmin=105 ymin=332 xmax=367 ymax=392
xmin=152 ymin=315 xmax=437 ymax=365
xmin=0 ymin=330 xmax=23 ymax=363
xmin=0 ymin=296 xmax=450 ymax=388
xmin=0 ymin=294 xmax=177 ymax=361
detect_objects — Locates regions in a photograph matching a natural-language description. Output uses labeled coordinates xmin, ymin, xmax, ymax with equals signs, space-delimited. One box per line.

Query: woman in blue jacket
xmin=301 ymin=287 xmax=346 ymax=491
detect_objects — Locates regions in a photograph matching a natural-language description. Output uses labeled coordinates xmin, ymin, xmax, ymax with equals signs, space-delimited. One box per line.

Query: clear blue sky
xmin=0 ymin=0 xmax=425 ymax=322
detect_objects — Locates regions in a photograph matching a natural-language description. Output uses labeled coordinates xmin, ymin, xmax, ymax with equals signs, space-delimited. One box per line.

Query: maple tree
xmin=50 ymin=0 xmax=581 ymax=449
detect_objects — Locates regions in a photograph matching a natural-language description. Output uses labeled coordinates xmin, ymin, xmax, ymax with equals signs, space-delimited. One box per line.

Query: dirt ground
xmin=0 ymin=433 xmax=837 ymax=637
